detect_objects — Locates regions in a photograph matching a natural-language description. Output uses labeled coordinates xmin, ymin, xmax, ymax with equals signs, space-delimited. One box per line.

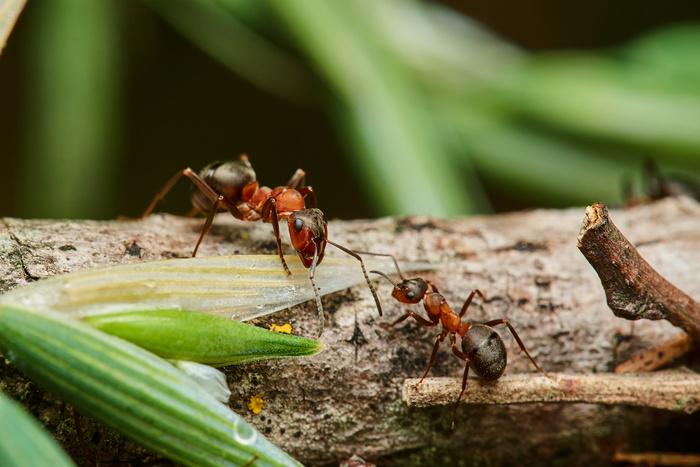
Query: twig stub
xmin=577 ymin=203 xmax=700 ymax=340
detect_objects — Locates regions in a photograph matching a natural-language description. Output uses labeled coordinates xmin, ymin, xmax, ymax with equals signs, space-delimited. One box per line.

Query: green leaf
xmin=83 ymin=309 xmax=324 ymax=367
xmin=0 ymin=304 xmax=302 ymax=467
xmin=0 ymin=391 xmax=75 ymax=467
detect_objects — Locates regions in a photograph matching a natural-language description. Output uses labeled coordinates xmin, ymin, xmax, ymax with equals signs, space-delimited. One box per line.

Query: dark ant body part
xmin=142 ymin=154 xmax=382 ymax=335
xmin=370 ymin=255 xmax=549 ymax=428
xmin=624 ymin=158 xmax=700 ymax=207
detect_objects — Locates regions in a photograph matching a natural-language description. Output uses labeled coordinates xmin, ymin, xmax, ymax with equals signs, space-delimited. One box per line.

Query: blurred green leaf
xmin=142 ymin=0 xmax=315 ymax=105
xmin=18 ymin=0 xmax=700 ymax=217
xmin=0 ymin=391 xmax=75 ymax=467
xmin=21 ymin=0 xmax=121 ymax=218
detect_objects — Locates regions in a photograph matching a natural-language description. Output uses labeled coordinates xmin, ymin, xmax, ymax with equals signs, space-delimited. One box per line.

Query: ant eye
xmin=406 ymin=291 xmax=415 ymax=300
xmin=293 ymin=218 xmax=303 ymax=233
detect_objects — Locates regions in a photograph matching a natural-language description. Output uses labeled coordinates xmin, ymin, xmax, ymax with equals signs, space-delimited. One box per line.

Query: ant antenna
xmin=308 ymin=242 xmax=324 ymax=337
xmin=327 ymin=240 xmax=383 ymax=317
xmin=354 ymin=251 xmax=408 ymax=283
xmin=369 ymin=270 xmax=402 ymax=291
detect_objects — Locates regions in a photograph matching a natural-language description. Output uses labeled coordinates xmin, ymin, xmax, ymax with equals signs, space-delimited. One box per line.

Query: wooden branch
xmin=615 ymin=333 xmax=695 ymax=373
xmin=2 ymin=197 xmax=700 ymax=465
xmin=577 ymin=203 xmax=700 ymax=340
xmin=403 ymin=373 xmax=700 ymax=413
xmin=612 ymin=452 xmax=700 ymax=466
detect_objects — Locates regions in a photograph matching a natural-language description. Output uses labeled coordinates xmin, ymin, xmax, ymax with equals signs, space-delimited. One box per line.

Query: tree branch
xmin=403 ymin=373 xmax=700 ymax=413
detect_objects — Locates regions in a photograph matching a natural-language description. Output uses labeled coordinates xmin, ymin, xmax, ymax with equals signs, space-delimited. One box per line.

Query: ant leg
xmin=450 ymin=336 xmax=471 ymax=429
xmin=73 ymin=409 xmax=95 ymax=465
xmin=306 ymin=242 xmax=325 ymax=337
xmin=192 ymin=197 xmax=224 ymax=257
xmin=458 ymin=290 xmax=484 ymax=318
xmin=142 ymin=169 xmax=188 ymax=217
xmin=327 ymin=240 xmax=382 ymax=316
xmin=144 ymin=167 xmax=246 ymax=219
xmin=483 ymin=319 xmax=549 ymax=377
xmin=244 ymin=455 xmax=259 ymax=467
xmin=261 ymin=197 xmax=291 ymax=276
xmin=457 ymin=320 xmax=472 ymax=337
xmin=390 ymin=311 xmax=437 ymax=328
xmin=450 ymin=335 xmax=471 ymax=428
xmin=418 ymin=329 xmax=448 ymax=385
xmin=286 ymin=169 xmax=306 ymax=189
xmin=298 ymin=186 xmax=316 ymax=208
xmin=95 ymin=425 xmax=106 ymax=466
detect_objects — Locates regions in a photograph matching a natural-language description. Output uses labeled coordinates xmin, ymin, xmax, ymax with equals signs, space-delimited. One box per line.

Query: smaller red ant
xmin=142 ymin=155 xmax=381 ymax=335
xmin=370 ymin=255 xmax=549 ymax=428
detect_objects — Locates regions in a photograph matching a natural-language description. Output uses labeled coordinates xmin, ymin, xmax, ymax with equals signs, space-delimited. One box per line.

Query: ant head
xmin=371 ymin=271 xmax=428 ymax=304
xmin=393 ymin=278 xmax=429 ymax=304
xmin=287 ymin=208 xmax=328 ymax=270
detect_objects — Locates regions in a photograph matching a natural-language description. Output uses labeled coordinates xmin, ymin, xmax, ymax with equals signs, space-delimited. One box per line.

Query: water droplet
xmin=231 ymin=418 xmax=258 ymax=445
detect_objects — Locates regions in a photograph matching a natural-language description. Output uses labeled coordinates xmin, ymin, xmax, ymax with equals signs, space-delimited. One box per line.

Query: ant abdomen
xmin=191 ymin=159 xmax=256 ymax=213
xmin=462 ymin=324 xmax=507 ymax=381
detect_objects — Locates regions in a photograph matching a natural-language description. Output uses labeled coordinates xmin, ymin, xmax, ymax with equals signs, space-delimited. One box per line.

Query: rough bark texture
xmin=1 ymin=197 xmax=700 ymax=466
xmin=578 ymin=203 xmax=700 ymax=339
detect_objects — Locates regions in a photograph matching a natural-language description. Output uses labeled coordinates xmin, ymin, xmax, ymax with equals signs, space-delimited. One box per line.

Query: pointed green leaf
xmin=83 ymin=309 xmax=324 ymax=367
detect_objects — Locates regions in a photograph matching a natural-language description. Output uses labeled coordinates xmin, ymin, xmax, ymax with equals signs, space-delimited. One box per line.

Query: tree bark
xmin=2 ymin=196 xmax=700 ymax=466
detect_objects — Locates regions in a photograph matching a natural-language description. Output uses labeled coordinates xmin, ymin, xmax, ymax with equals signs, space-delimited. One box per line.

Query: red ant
xmin=142 ymin=154 xmax=382 ymax=335
xmin=370 ymin=255 xmax=549 ymax=428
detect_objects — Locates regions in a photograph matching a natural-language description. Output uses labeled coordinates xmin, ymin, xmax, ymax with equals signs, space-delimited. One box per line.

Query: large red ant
xmin=370 ymin=255 xmax=549 ymax=428
xmin=142 ymin=154 xmax=382 ymax=335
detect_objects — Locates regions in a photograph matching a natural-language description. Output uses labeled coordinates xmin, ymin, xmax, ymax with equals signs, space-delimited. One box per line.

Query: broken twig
xmin=612 ymin=451 xmax=700 ymax=466
xmin=615 ymin=333 xmax=695 ymax=373
xmin=577 ymin=203 xmax=700 ymax=340
xmin=403 ymin=373 xmax=700 ymax=413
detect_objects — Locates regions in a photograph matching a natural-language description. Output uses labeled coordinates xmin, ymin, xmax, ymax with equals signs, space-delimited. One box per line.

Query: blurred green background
xmin=1 ymin=0 xmax=700 ymax=220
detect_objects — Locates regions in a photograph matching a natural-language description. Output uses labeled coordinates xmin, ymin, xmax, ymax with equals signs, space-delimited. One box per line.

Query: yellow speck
xmin=269 ymin=323 xmax=292 ymax=334
xmin=248 ymin=394 xmax=263 ymax=414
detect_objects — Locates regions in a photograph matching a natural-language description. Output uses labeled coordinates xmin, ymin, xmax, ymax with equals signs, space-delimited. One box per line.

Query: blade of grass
xmin=0 ymin=303 xmax=302 ymax=467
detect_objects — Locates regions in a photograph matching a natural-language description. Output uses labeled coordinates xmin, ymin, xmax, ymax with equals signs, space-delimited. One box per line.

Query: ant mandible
xmin=370 ymin=255 xmax=549 ymax=428
xmin=142 ymin=154 xmax=382 ymax=336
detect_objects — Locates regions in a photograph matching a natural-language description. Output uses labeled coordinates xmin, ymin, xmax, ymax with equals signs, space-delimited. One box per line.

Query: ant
xmin=624 ymin=158 xmax=700 ymax=207
xmin=369 ymin=254 xmax=549 ymax=428
xmin=142 ymin=154 xmax=382 ymax=336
